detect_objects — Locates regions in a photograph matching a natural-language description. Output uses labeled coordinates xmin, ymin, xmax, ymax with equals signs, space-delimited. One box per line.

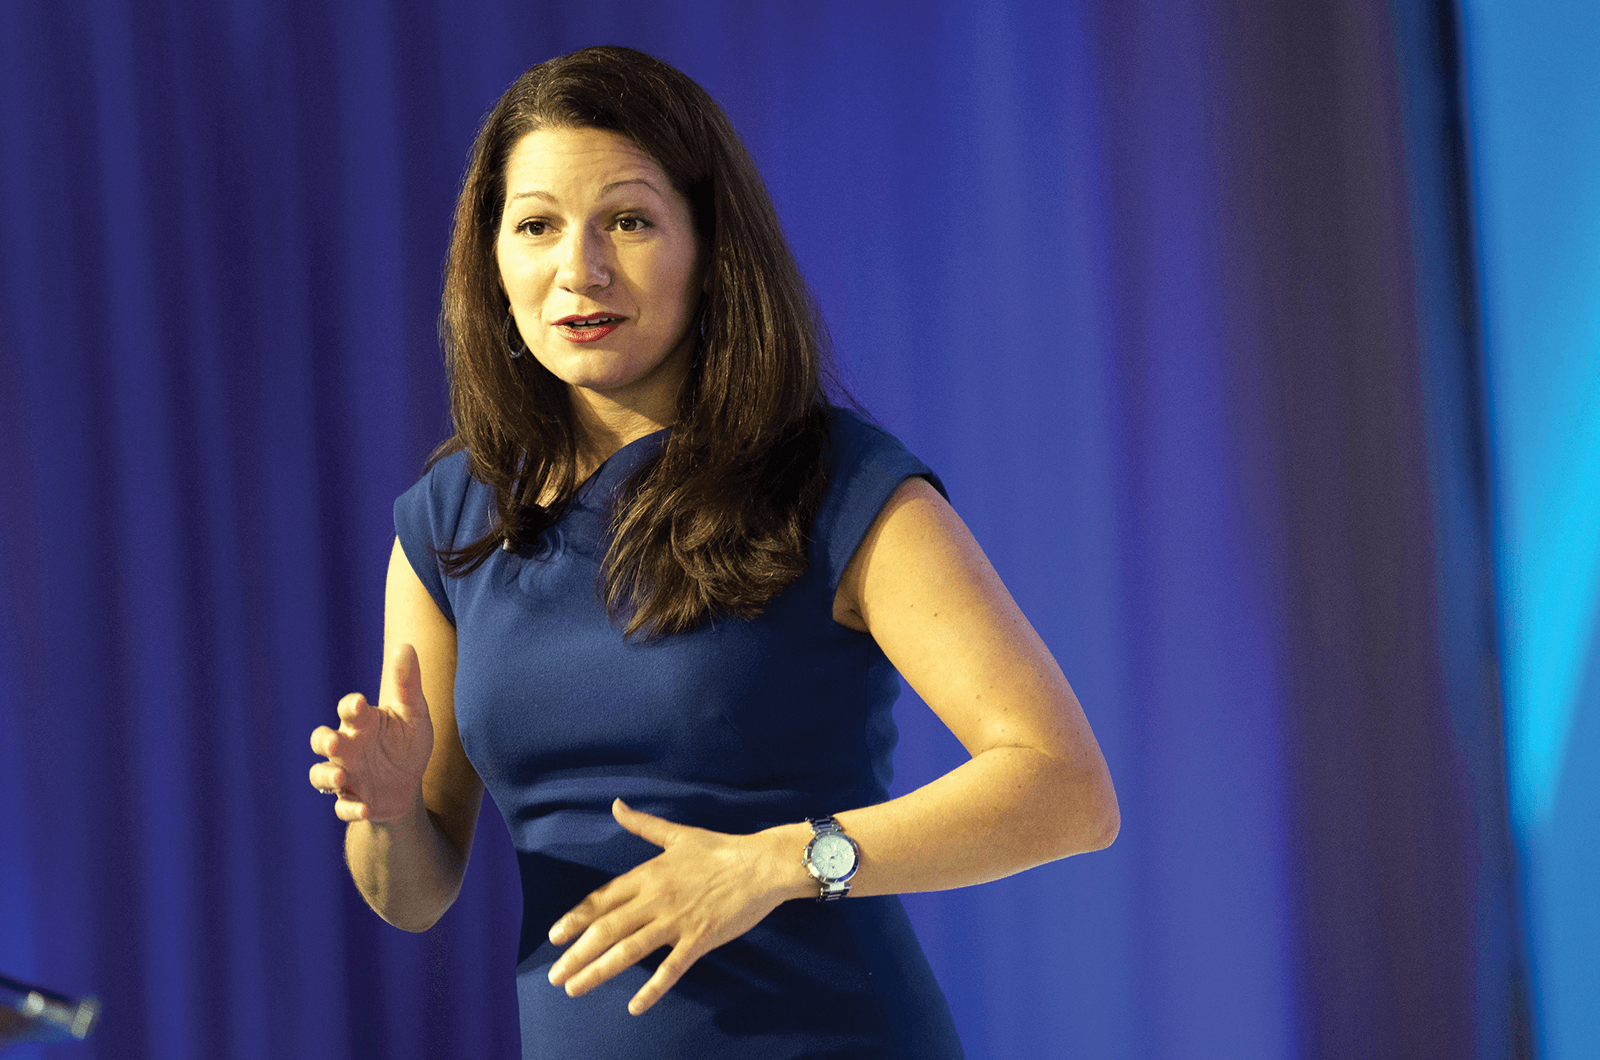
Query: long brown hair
xmin=435 ymin=46 xmax=839 ymax=636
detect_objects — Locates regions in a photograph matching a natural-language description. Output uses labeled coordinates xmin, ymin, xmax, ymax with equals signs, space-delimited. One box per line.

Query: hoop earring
xmin=502 ymin=313 xmax=527 ymax=359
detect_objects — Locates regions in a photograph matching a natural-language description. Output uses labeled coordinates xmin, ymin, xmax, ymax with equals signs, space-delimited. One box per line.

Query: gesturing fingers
xmin=553 ymin=912 xmax=671 ymax=998
xmin=332 ymin=794 xmax=373 ymax=823
xmin=545 ymin=816 xmax=790 ymax=1015
xmin=549 ymin=895 xmax=716 ymax=1017
xmin=611 ymin=798 xmax=680 ymax=849
xmin=311 ymin=695 xmax=371 ymax=761
xmin=630 ymin=940 xmax=707 ymax=1016
xmin=309 ymin=724 xmax=338 ymax=759
xmin=561 ymin=923 xmax=710 ymax=1017
xmin=308 ymin=761 xmax=345 ymax=792
xmin=547 ymin=861 xmax=703 ymax=1001
xmin=549 ymin=869 xmax=635 ymax=946
xmin=336 ymin=692 xmax=371 ymax=730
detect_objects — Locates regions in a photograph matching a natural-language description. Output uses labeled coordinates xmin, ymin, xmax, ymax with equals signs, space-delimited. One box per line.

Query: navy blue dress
xmin=394 ymin=408 xmax=965 ymax=1059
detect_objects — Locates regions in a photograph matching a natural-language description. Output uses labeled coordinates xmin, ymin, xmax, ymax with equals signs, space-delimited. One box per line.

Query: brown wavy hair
xmin=434 ymin=46 xmax=840 ymax=636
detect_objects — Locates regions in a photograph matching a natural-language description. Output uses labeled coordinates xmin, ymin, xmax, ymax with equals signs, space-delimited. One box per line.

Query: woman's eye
xmin=615 ymin=216 xmax=651 ymax=233
xmin=516 ymin=219 xmax=550 ymax=236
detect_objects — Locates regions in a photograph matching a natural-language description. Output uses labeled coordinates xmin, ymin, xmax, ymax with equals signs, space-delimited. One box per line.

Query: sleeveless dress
xmin=394 ymin=408 xmax=966 ymax=1059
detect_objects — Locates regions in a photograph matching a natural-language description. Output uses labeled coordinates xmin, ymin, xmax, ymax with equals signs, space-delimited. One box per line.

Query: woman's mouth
xmin=555 ymin=314 xmax=626 ymax=342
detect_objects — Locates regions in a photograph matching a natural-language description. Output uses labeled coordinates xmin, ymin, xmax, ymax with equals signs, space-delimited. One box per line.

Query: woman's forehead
xmin=503 ymin=127 xmax=672 ymax=201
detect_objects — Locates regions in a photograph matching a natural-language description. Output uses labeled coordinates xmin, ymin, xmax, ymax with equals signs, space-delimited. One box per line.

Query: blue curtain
xmin=1457 ymin=1 xmax=1600 ymax=1056
xmin=0 ymin=0 xmax=1523 ymax=1057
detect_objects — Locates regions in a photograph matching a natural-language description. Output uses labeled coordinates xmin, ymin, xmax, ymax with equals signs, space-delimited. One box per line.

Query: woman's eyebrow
xmin=600 ymin=178 xmax=664 ymax=197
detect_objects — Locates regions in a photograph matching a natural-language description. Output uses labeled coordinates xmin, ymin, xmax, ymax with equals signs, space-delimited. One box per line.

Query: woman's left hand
xmin=546 ymin=799 xmax=805 ymax=1015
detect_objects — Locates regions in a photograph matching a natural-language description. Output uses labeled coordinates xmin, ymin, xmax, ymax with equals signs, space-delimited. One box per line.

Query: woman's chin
xmin=538 ymin=348 xmax=691 ymax=415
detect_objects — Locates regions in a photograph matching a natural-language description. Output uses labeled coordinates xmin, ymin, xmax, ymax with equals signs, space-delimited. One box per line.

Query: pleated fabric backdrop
xmin=0 ymin=0 xmax=1524 ymax=1057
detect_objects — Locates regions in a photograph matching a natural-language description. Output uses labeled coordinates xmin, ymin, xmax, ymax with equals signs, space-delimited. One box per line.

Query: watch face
xmin=810 ymin=833 xmax=857 ymax=880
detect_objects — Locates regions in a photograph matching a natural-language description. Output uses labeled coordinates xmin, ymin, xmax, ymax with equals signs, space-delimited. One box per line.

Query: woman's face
xmin=496 ymin=126 xmax=701 ymax=418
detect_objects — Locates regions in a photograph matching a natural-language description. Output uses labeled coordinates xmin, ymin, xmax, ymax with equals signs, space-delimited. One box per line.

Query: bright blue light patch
xmin=1462 ymin=0 xmax=1600 ymax=1056
xmin=1465 ymin=0 xmax=1600 ymax=833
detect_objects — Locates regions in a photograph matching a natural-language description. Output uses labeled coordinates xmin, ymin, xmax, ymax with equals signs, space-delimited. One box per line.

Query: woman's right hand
xmin=309 ymin=643 xmax=436 ymax=823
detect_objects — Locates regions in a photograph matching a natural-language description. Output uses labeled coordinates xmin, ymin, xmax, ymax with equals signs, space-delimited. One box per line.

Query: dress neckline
xmin=577 ymin=426 xmax=671 ymax=501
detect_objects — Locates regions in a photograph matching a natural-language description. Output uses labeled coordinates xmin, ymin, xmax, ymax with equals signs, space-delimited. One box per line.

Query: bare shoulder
xmin=833 ymin=476 xmax=1035 ymax=672
xmin=833 ymin=475 xmax=997 ymax=635
xmin=833 ymin=476 xmax=1105 ymax=775
xmin=832 ymin=476 xmax=958 ymax=631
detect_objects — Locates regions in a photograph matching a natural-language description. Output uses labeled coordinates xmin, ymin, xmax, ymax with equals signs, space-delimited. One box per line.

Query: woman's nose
xmin=556 ymin=227 xmax=612 ymax=293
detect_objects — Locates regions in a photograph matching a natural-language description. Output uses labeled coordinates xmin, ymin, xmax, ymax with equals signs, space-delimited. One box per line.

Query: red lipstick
xmin=554 ymin=313 xmax=626 ymax=343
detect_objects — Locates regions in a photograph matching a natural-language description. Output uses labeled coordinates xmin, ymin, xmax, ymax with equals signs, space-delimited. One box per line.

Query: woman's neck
xmin=567 ymin=388 xmax=676 ymax=479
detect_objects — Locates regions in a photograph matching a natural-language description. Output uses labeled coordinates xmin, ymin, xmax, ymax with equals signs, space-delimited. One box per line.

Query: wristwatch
xmin=802 ymin=816 xmax=859 ymax=902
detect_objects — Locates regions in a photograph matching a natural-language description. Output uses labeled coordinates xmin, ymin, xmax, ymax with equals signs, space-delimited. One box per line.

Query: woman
xmin=309 ymin=45 xmax=1117 ymax=1058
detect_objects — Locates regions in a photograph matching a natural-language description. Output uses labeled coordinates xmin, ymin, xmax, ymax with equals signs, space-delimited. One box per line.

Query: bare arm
xmin=308 ymin=538 xmax=482 ymax=931
xmin=738 ymin=474 xmax=1118 ymax=898
xmin=547 ymin=477 xmax=1117 ymax=1011
xmin=817 ymin=475 xmax=1116 ymax=889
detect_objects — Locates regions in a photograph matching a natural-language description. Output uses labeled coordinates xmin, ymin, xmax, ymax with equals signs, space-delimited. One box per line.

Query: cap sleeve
xmin=811 ymin=408 xmax=948 ymax=592
xmin=392 ymin=449 xmax=481 ymax=627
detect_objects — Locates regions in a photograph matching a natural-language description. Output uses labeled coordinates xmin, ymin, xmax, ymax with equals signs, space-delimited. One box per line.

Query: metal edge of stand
xmin=1 ymin=974 xmax=100 ymax=1047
